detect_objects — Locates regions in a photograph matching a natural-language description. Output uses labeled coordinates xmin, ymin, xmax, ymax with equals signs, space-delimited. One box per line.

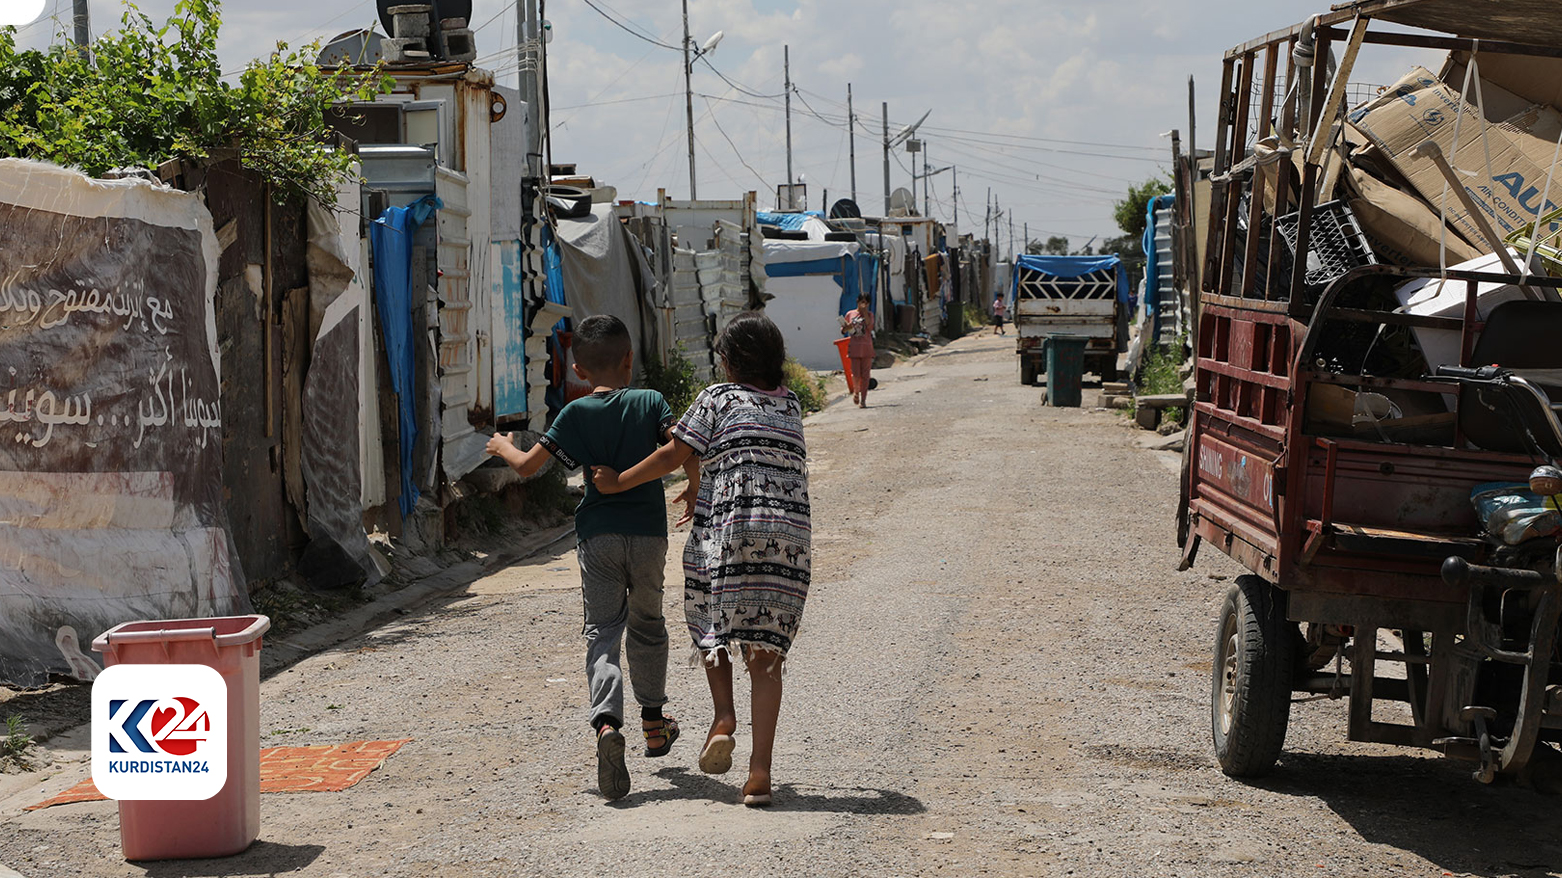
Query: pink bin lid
xmin=90 ymin=615 xmax=271 ymax=654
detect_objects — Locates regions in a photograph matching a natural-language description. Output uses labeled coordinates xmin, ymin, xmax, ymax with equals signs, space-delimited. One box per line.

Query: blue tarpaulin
xmin=370 ymin=195 xmax=440 ymax=518
xmin=540 ymin=225 xmax=570 ymax=418
xmin=1011 ymin=253 xmax=1130 ymax=304
xmin=1142 ymin=193 xmax=1175 ymax=315
xmin=764 ymin=252 xmax=879 ymax=315
xmin=755 ymin=211 xmax=824 ymax=231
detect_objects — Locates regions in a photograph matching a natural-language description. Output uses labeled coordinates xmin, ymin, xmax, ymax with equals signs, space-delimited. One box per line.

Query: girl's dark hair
xmin=856 ymin=294 xmax=871 ymax=307
xmin=716 ymin=311 xmax=787 ymax=390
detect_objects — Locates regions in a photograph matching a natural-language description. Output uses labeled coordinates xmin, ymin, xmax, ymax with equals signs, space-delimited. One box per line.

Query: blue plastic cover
xmin=1142 ymin=193 xmax=1175 ymax=314
xmin=370 ymin=194 xmax=441 ymax=518
xmin=541 ymin=225 xmax=570 ymax=418
xmin=764 ymin=252 xmax=879 ymax=315
xmin=756 ymin=210 xmax=824 ymax=231
xmin=1012 ymin=253 xmax=1130 ymax=303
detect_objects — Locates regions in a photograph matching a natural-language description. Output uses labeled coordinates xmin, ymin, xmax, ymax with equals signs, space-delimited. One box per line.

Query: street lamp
xmin=916 ymin=162 xmax=953 ymax=218
xmin=681 ymin=0 xmax=722 ymax=200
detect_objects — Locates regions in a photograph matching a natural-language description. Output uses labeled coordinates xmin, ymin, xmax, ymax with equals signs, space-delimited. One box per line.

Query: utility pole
xmin=72 ymin=0 xmax=90 ymax=48
xmin=1009 ymin=212 xmax=1015 ymax=263
xmin=847 ymin=83 xmax=857 ymax=204
xmin=783 ymin=45 xmax=794 ymax=209
xmin=882 ymin=102 xmax=891 ymax=215
xmin=985 ymin=188 xmax=992 ymax=244
xmin=951 ymin=166 xmax=959 ymax=226
xmin=912 ymin=145 xmax=924 ymax=217
xmin=682 ymin=0 xmax=698 ymax=200
xmin=1023 ymin=222 xmax=1029 ymax=256
xmin=519 ymin=0 xmax=541 ymax=179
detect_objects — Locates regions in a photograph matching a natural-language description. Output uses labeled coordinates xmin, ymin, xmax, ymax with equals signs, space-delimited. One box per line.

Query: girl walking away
xmin=592 ymin=312 xmax=811 ymax=807
xmin=842 ymin=294 xmax=875 ymax=407
xmin=993 ymin=293 xmax=1007 ymax=335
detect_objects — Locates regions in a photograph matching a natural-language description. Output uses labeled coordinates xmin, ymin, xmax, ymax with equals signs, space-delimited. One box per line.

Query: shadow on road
xmin=608 ymin=766 xmax=925 ymax=815
xmin=1257 ymin=751 xmax=1562 ymax=877
xmin=138 ymin=841 xmax=325 ymax=878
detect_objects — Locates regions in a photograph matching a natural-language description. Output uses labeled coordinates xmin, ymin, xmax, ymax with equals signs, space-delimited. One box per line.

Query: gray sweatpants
xmin=577 ymin=534 xmax=670 ymax=729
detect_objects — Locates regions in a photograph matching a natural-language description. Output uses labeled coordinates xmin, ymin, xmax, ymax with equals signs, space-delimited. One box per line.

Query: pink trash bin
xmin=92 ymin=615 xmax=270 ymax=861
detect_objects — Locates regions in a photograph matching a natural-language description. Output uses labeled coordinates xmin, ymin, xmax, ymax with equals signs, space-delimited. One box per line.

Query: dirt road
xmin=4 ymin=331 xmax=1561 ymax=877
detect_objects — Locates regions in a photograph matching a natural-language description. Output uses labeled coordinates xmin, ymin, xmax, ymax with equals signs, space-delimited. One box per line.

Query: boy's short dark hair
xmin=573 ymin=315 xmax=632 ymax=374
xmin=716 ymin=312 xmax=787 ymax=390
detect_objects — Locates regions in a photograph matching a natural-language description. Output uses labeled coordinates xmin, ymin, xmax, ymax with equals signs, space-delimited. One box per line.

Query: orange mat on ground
xmin=24 ymin=739 xmax=411 ymax=811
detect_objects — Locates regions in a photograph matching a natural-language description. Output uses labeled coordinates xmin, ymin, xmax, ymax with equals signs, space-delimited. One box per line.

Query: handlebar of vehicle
xmin=1433 ymin=365 xmax=1507 ymax=381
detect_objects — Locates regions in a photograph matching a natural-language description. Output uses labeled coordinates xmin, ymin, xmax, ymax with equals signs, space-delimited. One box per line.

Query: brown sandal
xmin=643 ymin=715 xmax=680 ymax=757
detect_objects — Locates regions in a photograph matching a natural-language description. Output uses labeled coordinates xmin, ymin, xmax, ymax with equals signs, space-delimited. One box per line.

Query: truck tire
xmin=1212 ymin=575 xmax=1294 ymax=778
xmin=1099 ymin=356 xmax=1119 ymax=383
xmin=1020 ymin=355 xmax=1037 ymax=386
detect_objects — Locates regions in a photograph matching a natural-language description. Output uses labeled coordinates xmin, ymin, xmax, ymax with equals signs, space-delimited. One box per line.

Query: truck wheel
xmin=1212 ymin=575 xmax=1294 ymax=777
xmin=1020 ymin=356 xmax=1037 ymax=386
xmin=1099 ymin=358 xmax=1119 ymax=383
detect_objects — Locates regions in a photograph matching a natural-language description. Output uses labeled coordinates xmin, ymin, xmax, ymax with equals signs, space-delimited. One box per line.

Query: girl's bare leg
xmin=706 ymin=652 xmax=737 ymax=743
xmin=743 ymin=648 xmax=784 ymax=795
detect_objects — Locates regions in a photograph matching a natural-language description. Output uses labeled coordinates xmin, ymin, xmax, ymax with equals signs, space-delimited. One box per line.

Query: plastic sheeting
xmin=370 ymin=195 xmax=440 ymax=518
xmin=301 ymin=191 xmax=380 ymax=587
xmin=0 ymin=158 xmax=244 ymax=686
xmin=554 ymin=203 xmax=662 ymax=372
xmin=1011 ymin=254 xmax=1131 ymax=304
xmin=1142 ymin=193 xmax=1175 ymax=312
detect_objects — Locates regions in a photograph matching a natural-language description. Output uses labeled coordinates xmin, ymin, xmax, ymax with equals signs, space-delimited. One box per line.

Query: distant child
xmin=592 ymin=312 xmax=811 ymax=807
xmin=485 ymin=314 xmax=698 ymax=801
xmin=993 ymin=294 xmax=1007 ymax=335
xmin=842 ymin=294 xmax=876 ymax=407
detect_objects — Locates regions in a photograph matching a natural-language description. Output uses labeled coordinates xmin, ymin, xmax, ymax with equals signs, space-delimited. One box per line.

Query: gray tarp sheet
xmin=555 ymin=203 xmax=662 ymax=372
xmin=0 ymin=159 xmax=245 ymax=687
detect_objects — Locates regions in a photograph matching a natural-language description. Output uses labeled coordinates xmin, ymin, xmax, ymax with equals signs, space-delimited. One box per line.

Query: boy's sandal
xmin=643 ymin=715 xmax=680 ymax=757
xmin=596 ymin=724 xmax=630 ymax=801
xmin=698 ymin=733 xmax=735 ymax=775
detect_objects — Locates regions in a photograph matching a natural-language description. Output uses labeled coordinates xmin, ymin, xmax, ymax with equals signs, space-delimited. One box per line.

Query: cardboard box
xmin=1348 ymin=66 xmax=1562 ymax=249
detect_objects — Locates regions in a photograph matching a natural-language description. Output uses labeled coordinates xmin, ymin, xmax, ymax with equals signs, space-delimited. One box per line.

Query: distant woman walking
xmin=993 ymin=293 xmax=1007 ymax=335
xmin=842 ymin=294 xmax=875 ymax=408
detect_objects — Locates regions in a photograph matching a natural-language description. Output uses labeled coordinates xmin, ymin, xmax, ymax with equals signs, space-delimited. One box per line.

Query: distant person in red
xmin=992 ymin=293 xmax=1007 ymax=335
xmin=842 ymin=294 xmax=875 ymax=408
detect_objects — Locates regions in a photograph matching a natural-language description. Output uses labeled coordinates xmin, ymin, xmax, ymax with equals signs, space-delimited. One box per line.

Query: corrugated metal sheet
xmin=434 ymin=166 xmax=485 ymax=479
xmin=1153 ymin=204 xmax=1181 ymax=345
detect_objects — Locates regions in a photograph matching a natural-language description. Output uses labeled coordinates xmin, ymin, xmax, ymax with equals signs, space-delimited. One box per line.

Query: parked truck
xmin=1182 ymin=1 xmax=1562 ymax=785
xmin=1011 ymin=254 xmax=1129 ymax=385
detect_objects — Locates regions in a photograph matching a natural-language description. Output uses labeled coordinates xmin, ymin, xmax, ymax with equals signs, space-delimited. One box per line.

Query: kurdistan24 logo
xmin=107 ymin=696 xmax=212 ymax=757
xmin=93 ymin=664 xmax=229 ymax=801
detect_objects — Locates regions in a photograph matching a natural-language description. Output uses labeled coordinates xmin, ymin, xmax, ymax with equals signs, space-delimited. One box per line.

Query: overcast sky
xmin=13 ymin=0 xmax=1441 ymax=245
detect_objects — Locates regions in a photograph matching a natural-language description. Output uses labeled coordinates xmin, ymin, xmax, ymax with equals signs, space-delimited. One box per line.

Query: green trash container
xmin=1045 ymin=336 xmax=1087 ymax=407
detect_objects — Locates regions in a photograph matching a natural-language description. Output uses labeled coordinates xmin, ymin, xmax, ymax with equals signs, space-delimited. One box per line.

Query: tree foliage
xmin=0 ymin=0 xmax=391 ymax=203
xmin=1028 ymin=235 xmax=1069 ymax=255
xmin=1112 ymin=176 xmax=1173 ymax=241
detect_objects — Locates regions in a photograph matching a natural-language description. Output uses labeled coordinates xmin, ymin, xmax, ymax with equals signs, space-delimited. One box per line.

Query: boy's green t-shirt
xmin=539 ymin=388 xmax=674 ymax=541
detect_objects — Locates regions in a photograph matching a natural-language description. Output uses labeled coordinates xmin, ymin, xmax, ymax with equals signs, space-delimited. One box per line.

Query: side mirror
xmin=1530 ymin=464 xmax=1562 ymax=496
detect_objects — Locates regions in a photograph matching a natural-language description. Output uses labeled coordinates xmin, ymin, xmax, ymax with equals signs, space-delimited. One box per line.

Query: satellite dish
xmin=701 ymin=30 xmax=724 ymax=54
xmin=889 ymin=188 xmax=915 ymax=216
xmin=829 ymin=198 xmax=862 ymax=219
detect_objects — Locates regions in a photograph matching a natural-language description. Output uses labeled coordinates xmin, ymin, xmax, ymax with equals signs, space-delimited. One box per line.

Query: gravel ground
xmin=3 ymin=330 xmax=1562 ymax=877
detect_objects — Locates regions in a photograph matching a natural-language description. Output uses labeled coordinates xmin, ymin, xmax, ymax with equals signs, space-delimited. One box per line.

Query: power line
xmin=578 ymin=0 xmax=680 ymax=50
xmin=703 ymin=95 xmax=769 ymax=188
xmin=699 ymin=56 xmax=786 ymax=100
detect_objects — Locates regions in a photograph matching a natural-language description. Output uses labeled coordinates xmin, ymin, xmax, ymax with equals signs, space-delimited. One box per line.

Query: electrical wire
xmin=698 ymin=55 xmax=786 ymax=100
xmin=472 ymin=1 xmax=516 ymax=34
xmin=578 ymin=0 xmax=680 ymax=50
xmin=703 ymin=95 xmax=769 ymax=188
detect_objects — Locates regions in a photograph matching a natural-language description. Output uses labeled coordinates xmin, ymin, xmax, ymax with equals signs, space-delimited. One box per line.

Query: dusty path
xmin=4 ymin=331 xmax=1562 ymax=877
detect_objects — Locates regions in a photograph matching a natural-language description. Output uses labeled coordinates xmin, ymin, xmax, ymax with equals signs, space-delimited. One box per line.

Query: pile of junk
xmin=1207 ymin=4 xmax=1562 ymax=450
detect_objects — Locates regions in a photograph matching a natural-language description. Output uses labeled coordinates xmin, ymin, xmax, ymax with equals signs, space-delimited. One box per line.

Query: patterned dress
xmin=672 ymin=383 xmax=811 ymax=665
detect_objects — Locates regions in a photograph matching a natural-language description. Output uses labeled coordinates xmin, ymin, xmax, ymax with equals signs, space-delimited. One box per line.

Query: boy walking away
xmin=485 ymin=315 xmax=698 ymax=801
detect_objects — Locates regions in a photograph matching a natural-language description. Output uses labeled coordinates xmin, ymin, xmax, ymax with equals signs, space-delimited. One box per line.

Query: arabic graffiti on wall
xmin=0 ymin=160 xmax=244 ymax=688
